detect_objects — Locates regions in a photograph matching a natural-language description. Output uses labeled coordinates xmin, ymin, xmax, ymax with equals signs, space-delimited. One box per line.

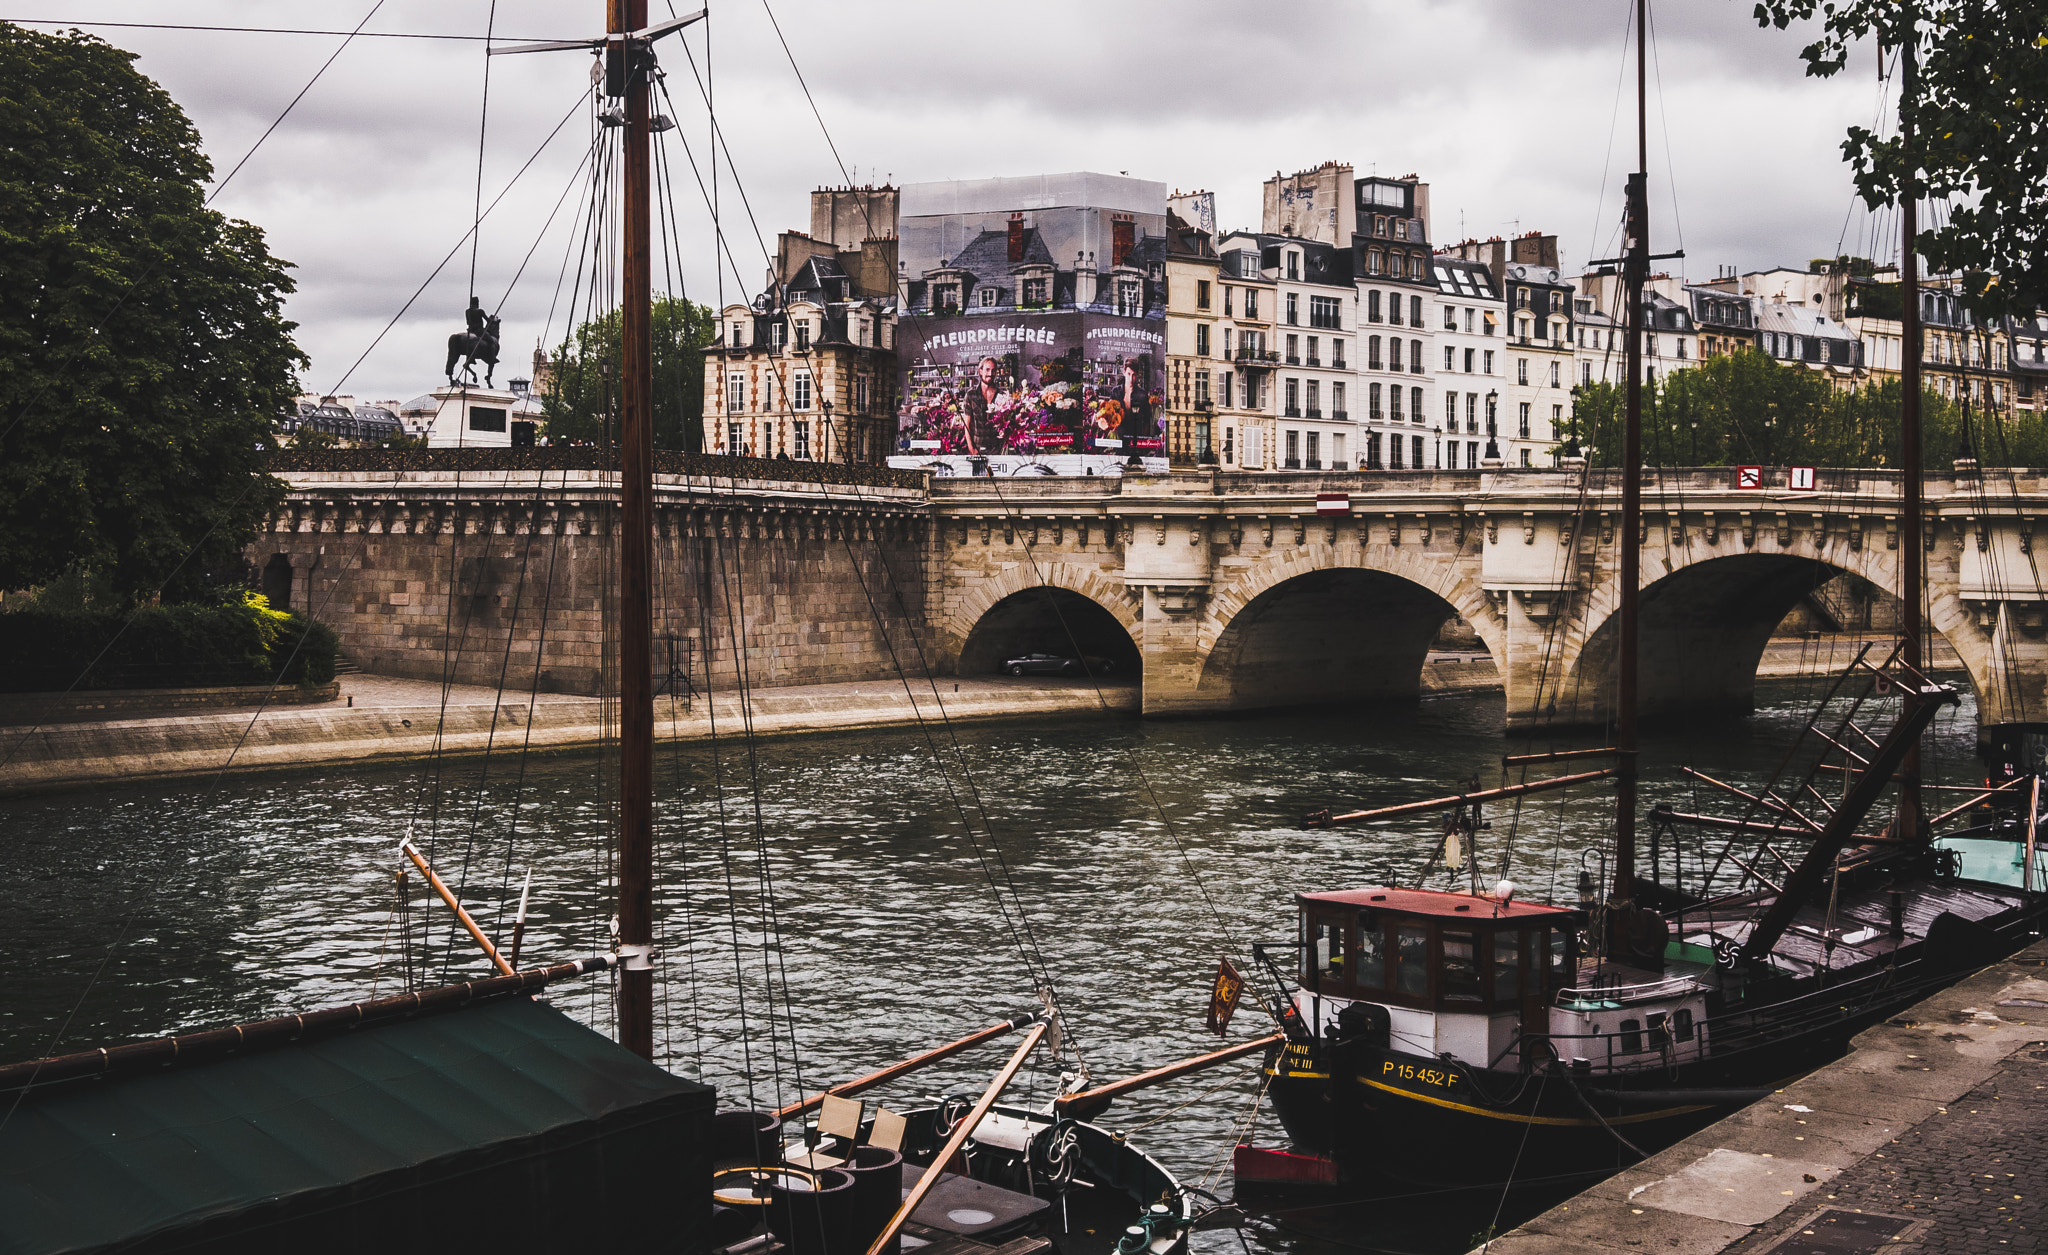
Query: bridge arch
xmin=1545 ymin=540 xmax=1990 ymax=726
xmin=1192 ymin=544 xmax=1504 ymax=711
xmin=949 ymin=561 xmax=1141 ymax=677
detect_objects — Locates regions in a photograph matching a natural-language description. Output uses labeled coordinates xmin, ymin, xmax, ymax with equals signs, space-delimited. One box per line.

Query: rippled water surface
xmin=0 ymin=674 xmax=1986 ymax=1252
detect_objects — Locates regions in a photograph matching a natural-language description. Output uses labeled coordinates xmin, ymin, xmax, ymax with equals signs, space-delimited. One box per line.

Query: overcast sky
xmin=22 ymin=1 xmax=1895 ymax=403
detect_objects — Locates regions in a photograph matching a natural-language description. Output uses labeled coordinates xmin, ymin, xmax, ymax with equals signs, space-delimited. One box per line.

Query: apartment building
xmin=1214 ymin=234 xmax=1279 ymax=469
xmin=1352 ymin=174 xmax=1435 ymax=470
xmin=1431 ymin=255 xmax=1505 ymax=471
xmin=1163 ymin=209 xmax=1222 ymax=463
xmin=1251 ymin=231 xmax=1359 ymax=469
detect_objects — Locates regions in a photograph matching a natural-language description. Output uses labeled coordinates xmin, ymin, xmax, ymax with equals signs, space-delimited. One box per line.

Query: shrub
xmin=0 ymin=592 xmax=339 ymax=692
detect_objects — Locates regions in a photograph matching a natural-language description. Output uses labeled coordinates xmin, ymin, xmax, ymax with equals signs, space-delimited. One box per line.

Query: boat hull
xmin=1264 ymin=929 xmax=2029 ymax=1190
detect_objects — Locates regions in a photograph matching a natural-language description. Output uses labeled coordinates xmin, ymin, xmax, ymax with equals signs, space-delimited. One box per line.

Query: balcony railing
xmin=1333 ymin=358 xmax=1347 ymax=370
xmin=1331 ymin=460 xmax=1349 ymax=470
xmin=1369 ymin=409 xmax=1384 ymax=422
xmin=1235 ymin=347 xmax=1278 ymax=364
xmin=1283 ymin=406 xmax=1302 ymax=418
xmin=1305 ymin=408 xmax=1323 ymax=419
xmin=1411 ymin=363 xmax=1425 ymax=375
xmin=1305 ymin=458 xmax=1322 ymax=469
xmin=1285 ymin=354 xmax=1301 ymax=365
xmin=1331 ymin=409 xmax=1349 ymax=421
xmin=1283 ymin=457 xmax=1301 ymax=469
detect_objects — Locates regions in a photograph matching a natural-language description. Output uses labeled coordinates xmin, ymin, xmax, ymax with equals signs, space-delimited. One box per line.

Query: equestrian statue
xmin=446 ymin=296 xmax=503 ymax=386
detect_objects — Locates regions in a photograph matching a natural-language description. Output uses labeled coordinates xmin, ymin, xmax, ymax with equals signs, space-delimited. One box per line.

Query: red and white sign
xmin=1316 ymin=492 xmax=1350 ymax=516
xmin=1788 ymin=466 xmax=1818 ymax=491
xmin=1734 ymin=465 xmax=1763 ymax=490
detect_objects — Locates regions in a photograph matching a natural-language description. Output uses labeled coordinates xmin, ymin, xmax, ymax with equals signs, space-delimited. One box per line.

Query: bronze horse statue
xmin=446 ymin=298 xmax=502 ymax=386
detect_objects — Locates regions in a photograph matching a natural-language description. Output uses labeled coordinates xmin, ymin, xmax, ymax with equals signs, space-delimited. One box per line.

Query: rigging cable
xmin=469 ymin=1 xmax=498 ymax=298
xmin=649 ymin=65 xmax=1066 ymax=1023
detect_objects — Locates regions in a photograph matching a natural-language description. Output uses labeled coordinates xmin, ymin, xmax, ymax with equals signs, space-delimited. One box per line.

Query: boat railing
xmin=1558 ymin=973 xmax=1702 ymax=1005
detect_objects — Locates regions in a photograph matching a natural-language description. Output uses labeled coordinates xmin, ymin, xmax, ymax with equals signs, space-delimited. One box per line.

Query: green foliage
xmin=1754 ymin=0 xmax=2048 ymax=314
xmin=541 ymin=296 xmax=716 ymax=450
xmin=1565 ymin=349 xmax=2024 ymax=469
xmin=0 ymin=591 xmax=337 ymax=692
xmin=0 ymin=24 xmax=306 ymax=605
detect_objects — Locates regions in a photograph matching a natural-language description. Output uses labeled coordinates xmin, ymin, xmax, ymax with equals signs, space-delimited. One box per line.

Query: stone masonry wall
xmin=255 ymin=462 xmax=929 ymax=697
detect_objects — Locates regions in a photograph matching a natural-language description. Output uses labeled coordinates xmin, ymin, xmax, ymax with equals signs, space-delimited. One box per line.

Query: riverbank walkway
xmin=1472 ymin=936 xmax=2048 ymax=1254
xmin=0 ymin=672 xmax=1142 ymax=795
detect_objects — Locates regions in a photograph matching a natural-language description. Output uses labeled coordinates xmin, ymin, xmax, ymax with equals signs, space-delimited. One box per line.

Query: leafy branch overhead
xmin=1754 ymin=1 xmax=2048 ymax=313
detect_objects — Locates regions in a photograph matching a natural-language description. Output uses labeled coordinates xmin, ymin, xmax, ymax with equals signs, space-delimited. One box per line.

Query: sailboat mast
xmin=1611 ymin=0 xmax=1648 ymax=908
xmin=613 ymin=0 xmax=657 ymax=1061
xmin=1896 ymin=6 xmax=1926 ymax=840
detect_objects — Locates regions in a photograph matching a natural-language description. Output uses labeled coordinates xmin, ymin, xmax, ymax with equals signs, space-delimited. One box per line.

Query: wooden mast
xmin=613 ymin=0 xmax=657 ymax=1061
xmin=1896 ymin=4 xmax=1926 ymax=841
xmin=1609 ymin=0 xmax=1648 ymax=919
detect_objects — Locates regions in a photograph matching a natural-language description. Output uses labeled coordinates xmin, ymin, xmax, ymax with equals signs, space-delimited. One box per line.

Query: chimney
xmin=1008 ymin=212 xmax=1025 ymax=265
xmin=1074 ymin=250 xmax=1096 ymax=306
xmin=852 ymin=236 xmax=898 ymax=300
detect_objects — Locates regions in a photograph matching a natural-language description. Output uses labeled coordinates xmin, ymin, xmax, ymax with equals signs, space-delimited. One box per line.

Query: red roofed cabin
xmin=1295 ymin=887 xmax=1578 ymax=1067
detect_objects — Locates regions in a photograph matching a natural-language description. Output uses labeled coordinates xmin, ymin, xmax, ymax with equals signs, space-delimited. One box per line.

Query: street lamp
xmin=1432 ymin=424 xmax=1442 ymax=469
xmin=1483 ymin=389 xmax=1500 ymax=461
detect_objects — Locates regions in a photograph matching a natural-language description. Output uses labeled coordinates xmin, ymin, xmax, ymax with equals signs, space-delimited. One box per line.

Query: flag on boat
xmin=1316 ymin=493 xmax=1349 ymax=516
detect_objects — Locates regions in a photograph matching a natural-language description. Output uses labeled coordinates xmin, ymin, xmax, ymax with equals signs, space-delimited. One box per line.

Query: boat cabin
xmin=1293 ymin=887 xmax=1575 ymax=1069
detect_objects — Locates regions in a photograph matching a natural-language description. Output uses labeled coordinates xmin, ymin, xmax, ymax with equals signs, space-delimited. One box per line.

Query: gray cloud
xmin=22 ymin=0 xmax=1894 ymax=401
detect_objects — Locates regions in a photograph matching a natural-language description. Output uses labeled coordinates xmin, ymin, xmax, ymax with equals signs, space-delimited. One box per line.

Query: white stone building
xmin=1211 ymin=237 xmax=1280 ymax=469
xmin=1431 ymin=256 xmax=1505 ymax=471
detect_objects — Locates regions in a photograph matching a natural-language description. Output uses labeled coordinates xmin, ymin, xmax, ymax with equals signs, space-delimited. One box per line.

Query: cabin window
xmin=1441 ymin=931 xmax=1481 ymax=1001
xmin=1618 ymin=1019 xmax=1643 ymax=1054
xmin=1493 ymin=931 xmax=1521 ymax=1001
xmin=1395 ymin=924 xmax=1429 ymax=996
xmin=1353 ymin=914 xmax=1387 ymax=989
xmin=1546 ymin=929 xmax=1572 ymax=990
xmin=1305 ymin=914 xmax=1346 ymax=988
xmin=1673 ymin=1008 xmax=1695 ymax=1042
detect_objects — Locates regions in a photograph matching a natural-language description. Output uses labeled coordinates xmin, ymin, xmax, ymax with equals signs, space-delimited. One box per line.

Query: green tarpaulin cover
xmin=0 ymin=995 xmax=712 ymax=1254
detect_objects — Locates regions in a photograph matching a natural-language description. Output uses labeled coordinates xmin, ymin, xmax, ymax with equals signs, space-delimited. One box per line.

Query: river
xmin=0 ymin=673 xmax=1987 ymax=1253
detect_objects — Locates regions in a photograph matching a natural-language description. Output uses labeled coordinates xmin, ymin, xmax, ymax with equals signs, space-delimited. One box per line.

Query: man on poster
xmin=959 ymin=355 xmax=1007 ymax=455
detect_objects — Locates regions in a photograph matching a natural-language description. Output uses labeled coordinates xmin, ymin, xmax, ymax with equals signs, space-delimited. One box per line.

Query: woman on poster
xmin=1115 ymin=356 xmax=1156 ymax=443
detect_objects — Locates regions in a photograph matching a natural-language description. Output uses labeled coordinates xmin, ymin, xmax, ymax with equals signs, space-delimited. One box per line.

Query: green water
xmin=0 ymin=676 xmax=1990 ymax=1252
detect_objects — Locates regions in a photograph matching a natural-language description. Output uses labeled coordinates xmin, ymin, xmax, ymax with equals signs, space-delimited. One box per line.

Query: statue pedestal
xmin=423 ymin=386 xmax=521 ymax=448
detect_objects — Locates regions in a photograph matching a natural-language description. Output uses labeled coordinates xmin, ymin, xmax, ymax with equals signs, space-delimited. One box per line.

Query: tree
xmin=541 ymin=296 xmax=715 ymax=450
xmin=0 ymin=24 xmax=305 ymax=604
xmin=1572 ymin=351 xmax=1990 ymax=470
xmin=1755 ymin=0 xmax=2048 ymax=314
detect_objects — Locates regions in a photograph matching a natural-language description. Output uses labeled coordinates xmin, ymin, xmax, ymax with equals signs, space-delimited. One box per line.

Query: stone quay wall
xmin=255 ymin=451 xmax=931 ymax=697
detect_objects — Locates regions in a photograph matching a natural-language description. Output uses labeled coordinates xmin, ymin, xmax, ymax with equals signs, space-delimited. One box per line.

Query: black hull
xmin=1265 ymin=936 xmax=2027 ymax=1190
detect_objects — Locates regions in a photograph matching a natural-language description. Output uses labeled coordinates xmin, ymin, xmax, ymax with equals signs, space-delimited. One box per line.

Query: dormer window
xmin=794 ymin=320 xmax=811 ymax=351
xmin=933 ymin=283 xmax=960 ymax=312
xmin=1287 ymin=252 xmax=1301 ymax=281
xmin=978 ymin=287 xmax=1000 ymax=308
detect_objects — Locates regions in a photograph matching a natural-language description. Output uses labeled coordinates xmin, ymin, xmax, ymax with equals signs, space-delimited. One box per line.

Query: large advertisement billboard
xmin=895 ymin=311 xmax=1163 ymax=457
xmin=890 ymin=176 xmax=1167 ymax=466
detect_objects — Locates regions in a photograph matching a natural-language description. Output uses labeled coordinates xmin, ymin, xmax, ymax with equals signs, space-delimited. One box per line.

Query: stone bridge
xmin=925 ymin=465 xmax=2048 ymax=730
xmin=257 ymin=453 xmax=2048 ymax=731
